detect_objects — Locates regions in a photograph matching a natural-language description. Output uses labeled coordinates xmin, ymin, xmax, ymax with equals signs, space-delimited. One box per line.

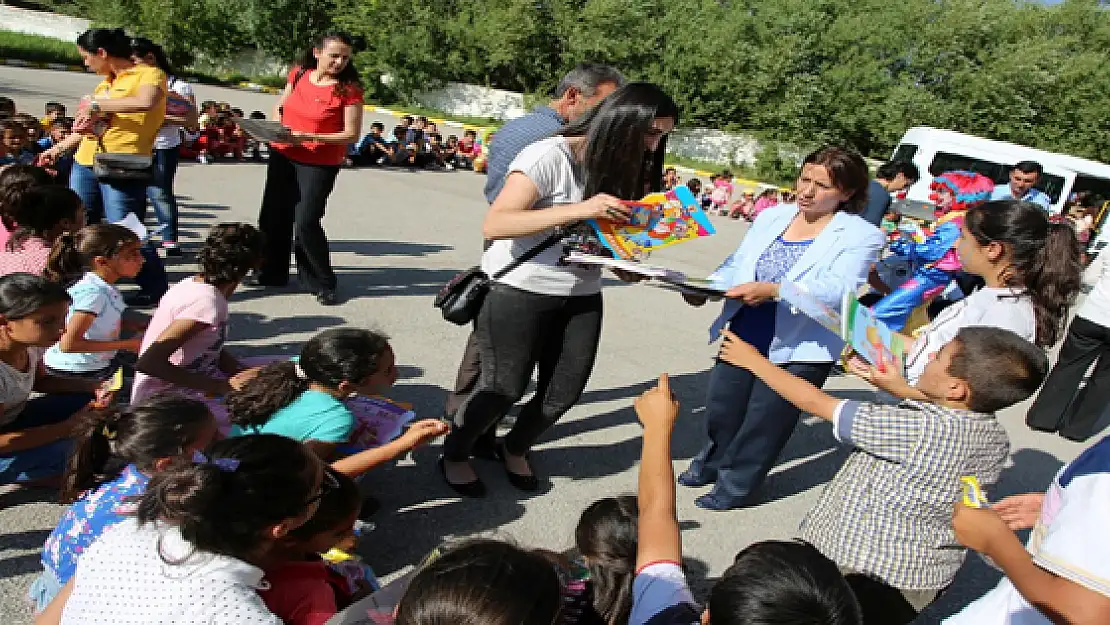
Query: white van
xmin=890 ymin=127 xmax=1110 ymax=249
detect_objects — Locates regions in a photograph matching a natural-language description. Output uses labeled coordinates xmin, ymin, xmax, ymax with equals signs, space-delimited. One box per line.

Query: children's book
xmin=341 ymin=396 xmax=417 ymax=451
xmin=778 ymin=282 xmax=907 ymax=365
xmin=587 ymin=186 xmax=715 ymax=260
xmin=563 ymin=251 xmax=727 ymax=298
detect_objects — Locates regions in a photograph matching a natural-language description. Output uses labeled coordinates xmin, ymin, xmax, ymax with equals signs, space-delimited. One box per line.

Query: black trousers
xmin=1026 ymin=316 xmax=1110 ymax=441
xmin=257 ymin=151 xmax=340 ymax=293
xmin=442 ymin=284 xmax=603 ymax=461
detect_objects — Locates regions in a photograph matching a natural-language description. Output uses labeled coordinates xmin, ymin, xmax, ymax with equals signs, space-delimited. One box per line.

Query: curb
xmin=0 ymin=57 xmax=83 ymax=72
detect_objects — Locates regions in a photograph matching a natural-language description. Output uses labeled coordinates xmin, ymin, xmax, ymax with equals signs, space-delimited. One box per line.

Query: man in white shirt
xmin=991 ymin=161 xmax=1052 ymax=210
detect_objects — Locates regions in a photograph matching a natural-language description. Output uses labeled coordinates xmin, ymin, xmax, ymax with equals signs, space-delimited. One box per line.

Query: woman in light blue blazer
xmin=681 ymin=147 xmax=884 ymax=511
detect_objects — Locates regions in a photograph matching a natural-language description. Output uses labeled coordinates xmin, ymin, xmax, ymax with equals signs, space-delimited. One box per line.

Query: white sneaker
xmin=198 ymin=154 xmax=210 ymax=165
xmin=445 ymin=163 xmax=455 ymax=171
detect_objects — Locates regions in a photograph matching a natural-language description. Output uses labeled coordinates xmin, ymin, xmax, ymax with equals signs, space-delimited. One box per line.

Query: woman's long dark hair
xmin=964 ymin=199 xmax=1083 ymax=347
xmin=131 ymin=37 xmax=175 ymax=77
xmin=576 ymin=496 xmax=638 ymax=625
xmin=76 ymin=28 xmax=131 ymax=59
xmin=298 ymin=31 xmax=362 ymax=97
xmin=561 ymin=82 xmax=679 ymax=200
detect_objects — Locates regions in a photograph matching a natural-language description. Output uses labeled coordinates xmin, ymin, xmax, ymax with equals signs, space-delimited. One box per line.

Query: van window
xmin=892 ymin=144 xmax=918 ymax=163
xmin=927 ymin=151 xmax=1064 ymax=204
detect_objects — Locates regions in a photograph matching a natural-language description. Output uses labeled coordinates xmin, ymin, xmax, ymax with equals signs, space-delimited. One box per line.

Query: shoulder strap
xmin=291 ymin=67 xmax=308 ymax=90
xmin=490 ymin=231 xmax=564 ymax=281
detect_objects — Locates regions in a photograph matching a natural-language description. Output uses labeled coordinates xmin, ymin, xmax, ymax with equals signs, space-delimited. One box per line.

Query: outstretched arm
xmin=634 ymin=374 xmax=683 ymax=570
xmin=718 ymin=330 xmax=840 ymax=421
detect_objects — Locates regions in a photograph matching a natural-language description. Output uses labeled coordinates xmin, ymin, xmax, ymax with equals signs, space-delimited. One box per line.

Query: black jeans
xmin=686 ymin=358 xmax=832 ymax=506
xmin=442 ymin=284 xmax=603 ymax=461
xmin=1026 ymin=316 xmax=1110 ymax=441
xmin=257 ymin=151 xmax=340 ymax=293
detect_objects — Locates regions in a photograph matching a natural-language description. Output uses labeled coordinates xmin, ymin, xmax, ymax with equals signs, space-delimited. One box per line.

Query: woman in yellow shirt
xmin=42 ymin=28 xmax=169 ymax=305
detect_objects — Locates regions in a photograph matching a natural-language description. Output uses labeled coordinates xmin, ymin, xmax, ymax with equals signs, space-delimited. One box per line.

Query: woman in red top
xmin=254 ymin=32 xmax=364 ymax=305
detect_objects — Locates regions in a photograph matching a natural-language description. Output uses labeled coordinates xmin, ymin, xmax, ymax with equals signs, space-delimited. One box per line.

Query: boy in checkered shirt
xmin=717 ymin=325 xmax=1048 ymax=624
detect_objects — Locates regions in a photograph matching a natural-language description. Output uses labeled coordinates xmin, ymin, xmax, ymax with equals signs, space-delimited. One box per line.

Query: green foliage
xmin=238 ymin=0 xmax=335 ymax=64
xmin=332 ymin=0 xmax=1110 ymax=163
xmin=0 ymin=29 xmax=83 ymax=65
xmin=753 ymin=145 xmax=801 ymax=188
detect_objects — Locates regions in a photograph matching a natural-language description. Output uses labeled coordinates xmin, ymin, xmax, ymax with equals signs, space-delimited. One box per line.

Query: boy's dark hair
xmin=709 ymin=540 xmax=861 ymax=625
xmin=393 ymin=125 xmax=407 ymax=140
xmin=6 ymin=185 xmax=83 ymax=252
xmin=463 ymin=129 xmax=477 ymax=138
xmin=51 ymin=116 xmax=74 ymax=130
xmin=230 ymin=108 xmax=244 ymax=117
xmin=45 ymin=223 xmax=140 ymax=284
xmin=396 ymin=539 xmax=562 ymax=625
xmin=576 ymin=495 xmax=638 ymax=625
xmin=0 ymin=272 xmax=70 ymax=319
xmin=226 ymin=328 xmax=391 ymax=429
xmin=45 ymin=102 xmax=66 ymax=116
xmin=876 ymin=160 xmax=920 ymax=183
xmin=137 ymin=434 xmax=320 ymax=563
xmin=371 ymin=121 xmax=385 ymax=132
xmin=62 ymin=394 xmax=212 ymax=503
xmin=1013 ymin=161 xmax=1043 ymax=176
xmin=201 ymin=100 xmax=217 ymax=111
xmin=417 ymin=116 xmax=428 ymax=124
xmin=288 ymin=467 xmax=359 ymax=541
xmin=197 ymin=223 xmax=264 ymax=286
xmin=249 ymin=110 xmax=266 ymax=119
xmin=947 ymin=326 xmax=1049 ymax=414
xmin=0 ymin=96 xmax=14 ymax=118
xmin=401 ymin=115 xmax=413 ymax=125
xmin=686 ymin=178 xmax=702 ymax=194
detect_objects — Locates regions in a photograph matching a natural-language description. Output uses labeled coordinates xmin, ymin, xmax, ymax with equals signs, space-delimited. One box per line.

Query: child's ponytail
xmin=137 ymin=434 xmax=321 ymax=563
xmin=965 ymin=200 xmax=1083 ymax=347
xmin=61 ymin=394 xmax=214 ymax=504
xmin=44 ymin=231 xmax=81 ymax=284
xmin=45 ymin=223 xmax=140 ymax=284
xmin=225 ymin=361 xmax=310 ymax=428
xmin=225 ymin=328 xmax=391 ymax=429
xmin=1027 ymin=220 xmax=1083 ymax=345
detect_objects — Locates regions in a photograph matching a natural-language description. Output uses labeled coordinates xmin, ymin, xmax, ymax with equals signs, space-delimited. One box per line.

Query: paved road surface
xmin=0 ymin=65 xmax=1094 ymax=623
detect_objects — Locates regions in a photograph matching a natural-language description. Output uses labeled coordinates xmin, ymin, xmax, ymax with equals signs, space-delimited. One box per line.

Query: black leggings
xmin=257 ymin=151 xmax=341 ymax=293
xmin=443 ymin=283 xmax=603 ymax=461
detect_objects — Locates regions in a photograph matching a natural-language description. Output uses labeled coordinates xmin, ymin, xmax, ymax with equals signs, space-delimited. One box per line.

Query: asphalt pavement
xmin=0 ymin=65 xmax=1095 ymax=623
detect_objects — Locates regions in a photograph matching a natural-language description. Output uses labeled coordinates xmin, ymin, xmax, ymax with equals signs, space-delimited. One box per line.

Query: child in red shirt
xmin=261 ymin=467 xmax=376 ymax=625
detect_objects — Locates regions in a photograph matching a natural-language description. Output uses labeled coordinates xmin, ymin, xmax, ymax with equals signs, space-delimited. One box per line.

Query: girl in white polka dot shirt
xmin=35 ymin=434 xmax=328 ymax=625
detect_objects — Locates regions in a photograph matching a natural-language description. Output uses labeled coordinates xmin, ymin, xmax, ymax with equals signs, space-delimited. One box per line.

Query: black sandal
xmin=499 ymin=442 xmax=539 ymax=492
xmin=438 ymin=456 xmax=486 ymax=498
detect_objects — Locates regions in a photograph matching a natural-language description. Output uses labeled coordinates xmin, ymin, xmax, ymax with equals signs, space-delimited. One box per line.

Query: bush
xmin=0 ymin=29 xmax=82 ymax=65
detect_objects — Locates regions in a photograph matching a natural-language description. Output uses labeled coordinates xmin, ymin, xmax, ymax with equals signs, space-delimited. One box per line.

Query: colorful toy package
xmin=588 ymin=186 xmax=715 ymax=260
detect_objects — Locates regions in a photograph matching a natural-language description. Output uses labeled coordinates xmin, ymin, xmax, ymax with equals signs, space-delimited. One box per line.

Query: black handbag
xmin=93 ymin=138 xmax=152 ymax=182
xmin=435 ymin=232 xmax=564 ymax=325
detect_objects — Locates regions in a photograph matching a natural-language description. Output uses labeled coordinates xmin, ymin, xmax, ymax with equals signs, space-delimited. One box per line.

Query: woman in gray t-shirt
xmin=440 ymin=83 xmax=679 ymax=497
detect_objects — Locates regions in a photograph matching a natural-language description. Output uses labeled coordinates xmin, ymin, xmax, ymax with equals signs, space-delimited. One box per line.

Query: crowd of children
xmin=3 ymin=88 xmax=1108 ymax=625
xmin=348 ymin=116 xmax=484 ymax=171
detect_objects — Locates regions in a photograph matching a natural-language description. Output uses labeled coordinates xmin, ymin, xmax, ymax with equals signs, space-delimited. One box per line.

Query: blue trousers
xmin=0 ymin=393 xmax=93 ymax=484
xmin=686 ymin=359 xmax=832 ymax=506
xmin=69 ymin=163 xmax=169 ymax=298
xmin=145 ymin=148 xmax=180 ymax=243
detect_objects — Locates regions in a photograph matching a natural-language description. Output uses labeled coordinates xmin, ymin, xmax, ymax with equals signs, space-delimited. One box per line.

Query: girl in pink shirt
xmin=132 ymin=223 xmax=265 ymax=403
xmin=0 ymin=185 xmax=86 ymax=278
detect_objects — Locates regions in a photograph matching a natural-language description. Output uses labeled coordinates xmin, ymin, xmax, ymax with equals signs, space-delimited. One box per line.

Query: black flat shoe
xmin=244 ymin=273 xmax=288 ymax=288
xmin=316 ymin=290 xmax=339 ymax=306
xmin=438 ymin=457 xmax=486 ymax=498
xmin=499 ymin=443 xmax=539 ymax=492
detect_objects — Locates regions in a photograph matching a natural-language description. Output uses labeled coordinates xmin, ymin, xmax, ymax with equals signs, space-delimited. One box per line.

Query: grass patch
xmin=0 ymin=29 xmax=83 ymax=65
xmin=383 ymin=102 xmax=502 ymax=129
